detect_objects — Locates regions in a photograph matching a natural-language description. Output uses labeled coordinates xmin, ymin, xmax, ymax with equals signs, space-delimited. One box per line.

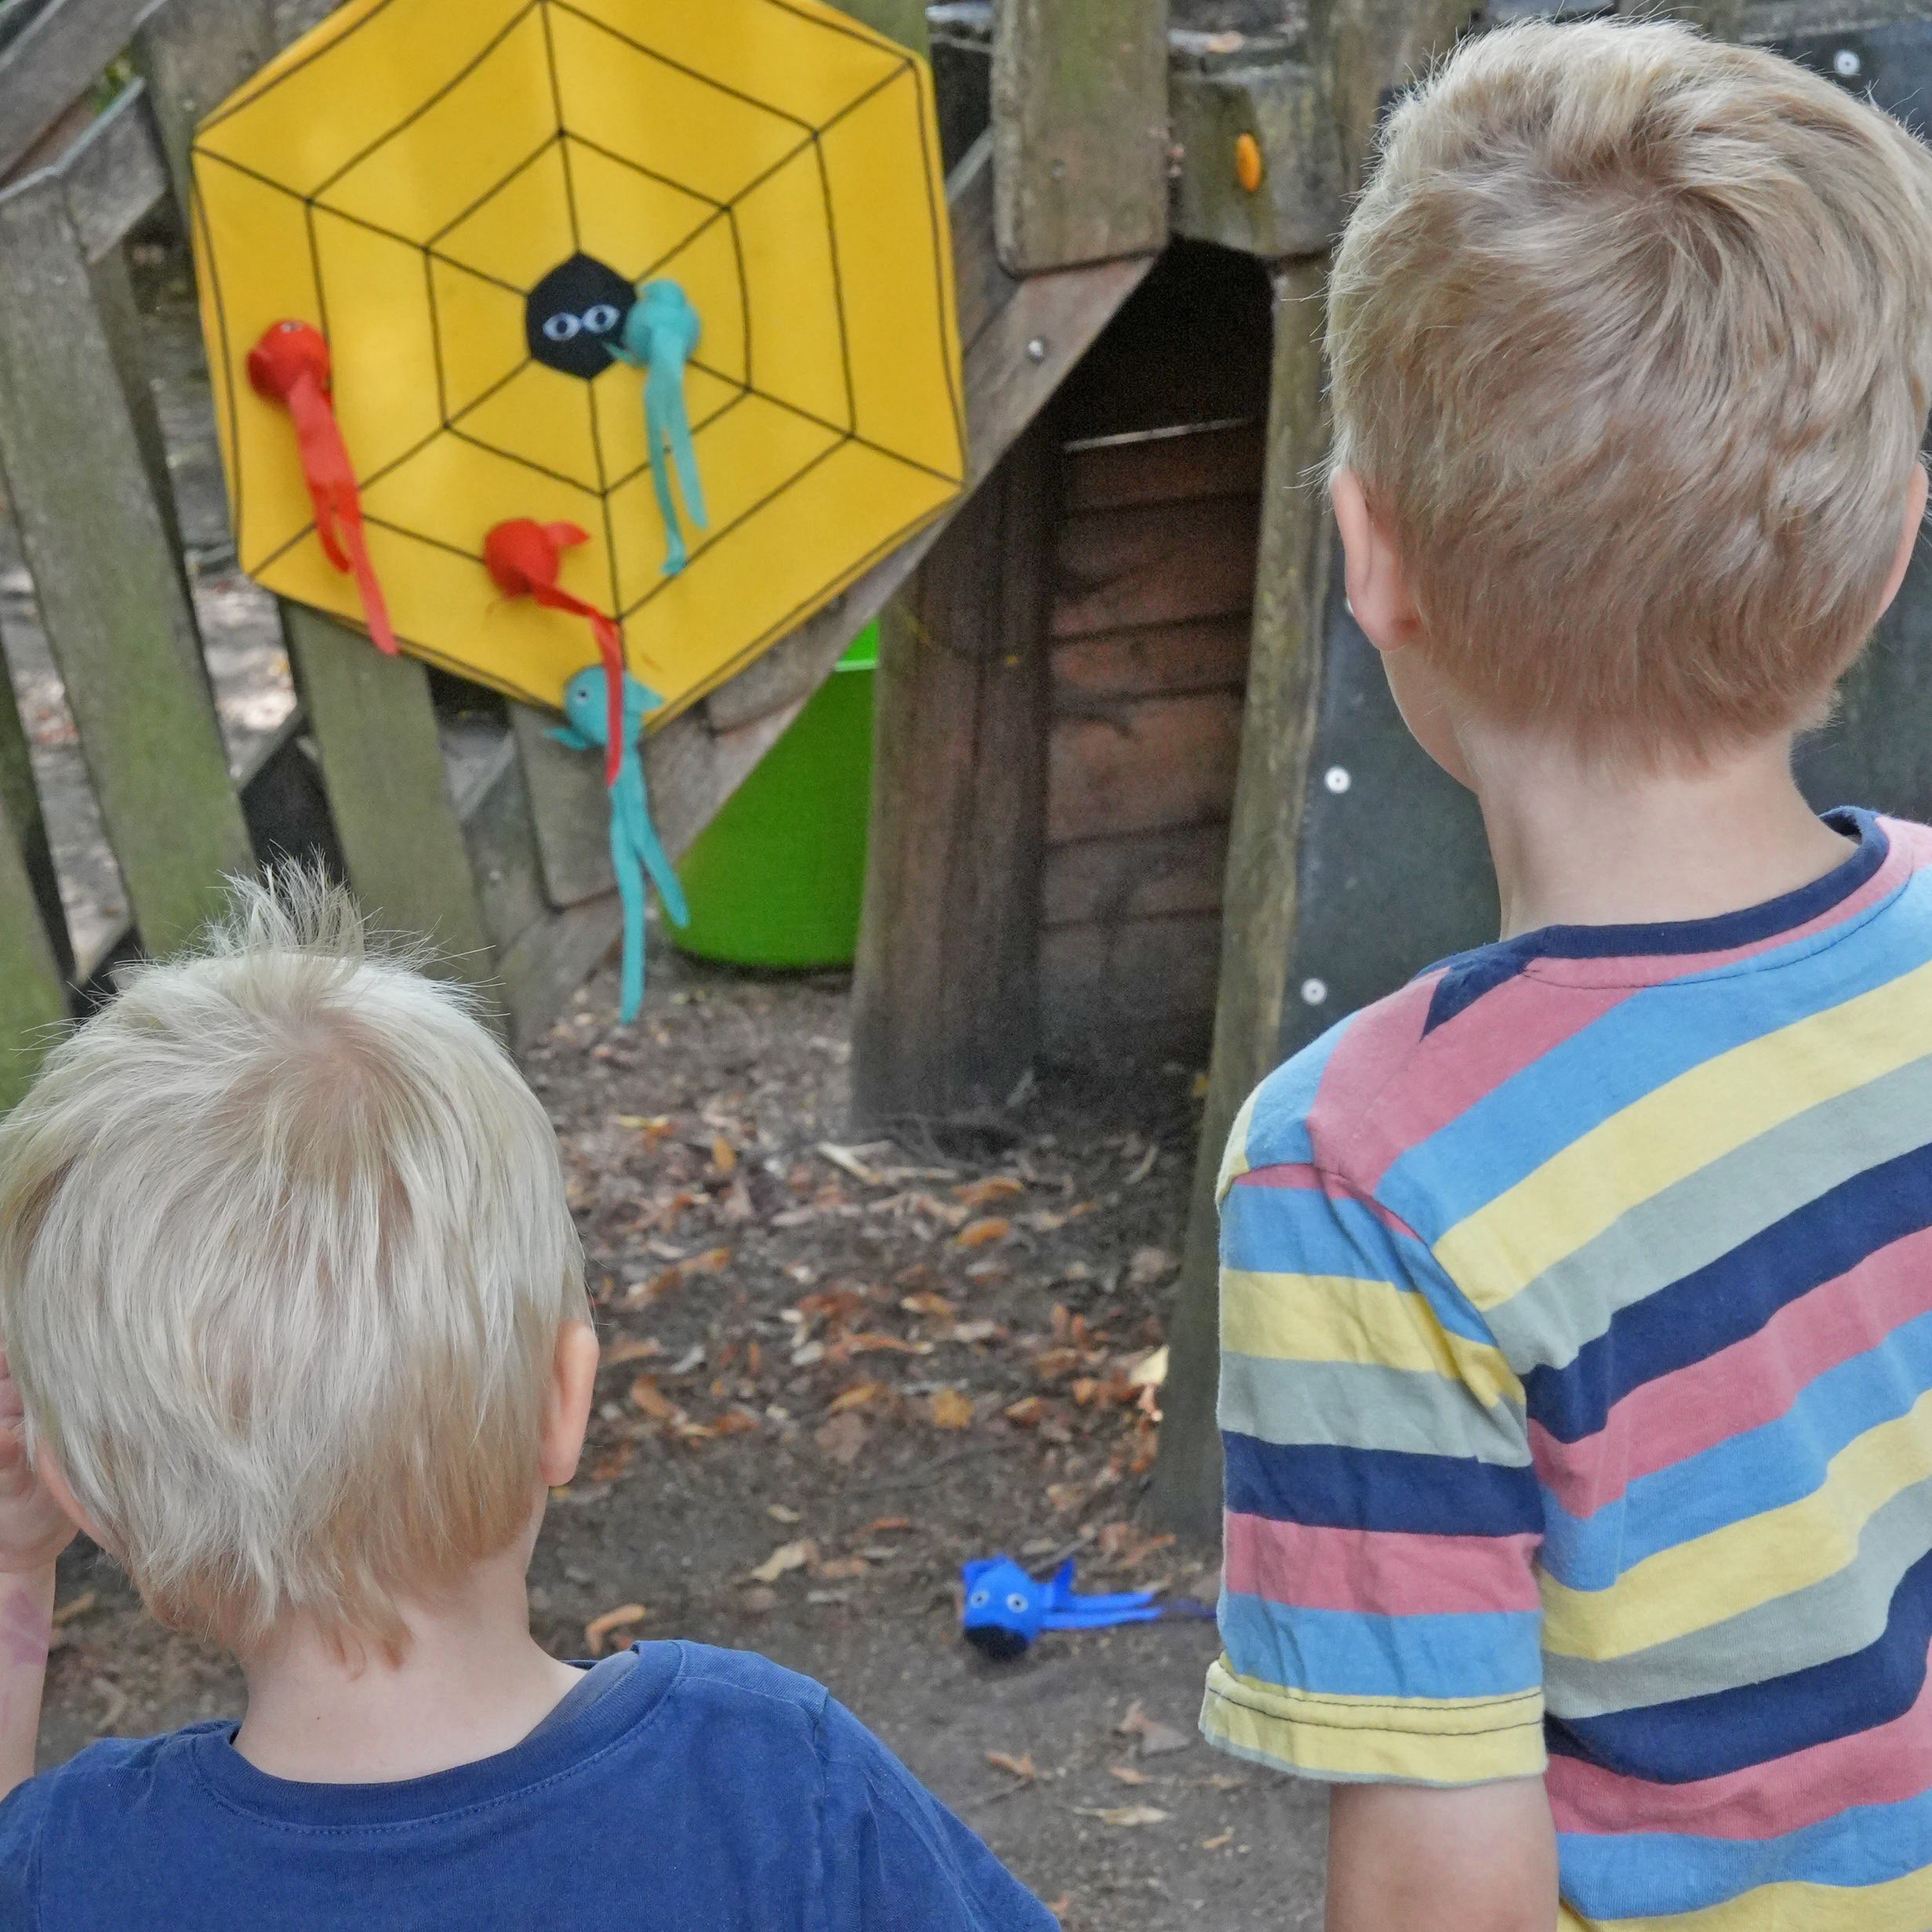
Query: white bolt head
xmin=1026 ymin=337 xmax=1048 ymax=363
xmin=1301 ymin=978 xmax=1328 ymax=1007
xmin=1834 ymin=47 xmax=1861 ymax=76
xmin=1324 ymin=766 xmax=1351 ymax=794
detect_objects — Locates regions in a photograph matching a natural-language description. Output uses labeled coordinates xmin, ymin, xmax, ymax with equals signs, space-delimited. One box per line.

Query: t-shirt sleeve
xmin=813 ymin=1697 xmax=1056 ymax=1931
xmin=1200 ymin=1133 xmax=1547 ymax=1788
xmin=0 ymin=1771 xmax=49 ymax=1930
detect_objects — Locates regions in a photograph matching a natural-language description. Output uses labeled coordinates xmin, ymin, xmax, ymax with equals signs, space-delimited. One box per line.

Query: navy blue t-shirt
xmin=0 ymin=1642 xmax=1055 ymax=1930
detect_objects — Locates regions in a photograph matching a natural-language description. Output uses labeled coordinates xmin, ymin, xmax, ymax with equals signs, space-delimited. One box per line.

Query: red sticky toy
xmin=484 ymin=519 xmax=627 ymax=786
xmin=246 ymin=321 xmax=397 ymax=655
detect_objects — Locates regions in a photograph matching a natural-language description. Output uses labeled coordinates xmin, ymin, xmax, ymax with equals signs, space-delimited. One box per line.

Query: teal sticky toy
xmin=608 ymin=281 xmax=707 ymax=576
xmin=551 ymin=668 xmax=689 ymax=1022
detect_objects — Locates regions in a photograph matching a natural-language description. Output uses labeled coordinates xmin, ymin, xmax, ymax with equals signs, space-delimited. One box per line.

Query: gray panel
xmin=1279 ymin=554 xmax=1496 ymax=1062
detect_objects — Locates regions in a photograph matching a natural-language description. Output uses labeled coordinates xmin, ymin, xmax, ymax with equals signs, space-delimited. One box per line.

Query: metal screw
xmin=1301 ymin=978 xmax=1328 ymax=1007
xmin=1834 ymin=47 xmax=1861 ymax=77
xmin=1026 ymin=337 xmax=1048 ymax=363
xmin=1324 ymin=766 xmax=1351 ymax=794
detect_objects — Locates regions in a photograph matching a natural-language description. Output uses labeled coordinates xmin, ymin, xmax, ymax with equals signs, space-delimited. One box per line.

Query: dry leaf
xmin=818 ymin=1142 xmax=885 ymax=1186
xmin=955 ymin=1175 xmax=1025 ymax=1208
xmin=1108 ymin=1764 xmax=1151 ymax=1785
xmin=815 ymin=1411 xmax=870 ymax=1467
xmin=768 ymin=1504 xmax=801 ymax=1523
xmin=1004 ymin=1396 xmax=1045 ymax=1427
xmin=629 ymin=1377 xmax=678 ymax=1420
xmin=748 ymin=1539 xmax=817 ymax=1585
xmin=1128 ymin=1247 xmax=1175 ymax=1287
xmin=1118 ymin=1701 xmax=1193 ymax=1757
xmin=951 ymin=1319 xmax=1000 ymax=1345
xmin=869 ymin=1516 xmax=912 ymax=1533
xmin=929 ymin=1387 xmax=975 ymax=1429
xmin=1126 ymin=1345 xmax=1169 ymax=1389
xmin=604 ymin=1336 xmax=663 ymax=1367
xmin=826 ymin=1381 xmax=884 ymax=1415
xmin=710 ymin=1135 xmax=737 ymax=1174
xmin=814 ymin=1556 xmax=869 ymax=1581
xmin=50 ymin=1592 xmax=96 ymax=1628
xmin=1077 ymin=1804 xmax=1169 ymax=1828
xmin=899 ymin=1291 xmax=956 ymax=1320
xmin=843 ymin=1331 xmax=926 ymax=1356
xmin=985 ymin=1750 xmax=1037 ymax=1782
xmin=1201 ymin=1830 xmax=1233 ymax=1850
xmin=955 ymin=1217 xmax=1010 ymax=1249
xmin=712 ymin=1407 xmax=761 ymax=1436
xmin=584 ymin=1602 xmax=647 ymax=1656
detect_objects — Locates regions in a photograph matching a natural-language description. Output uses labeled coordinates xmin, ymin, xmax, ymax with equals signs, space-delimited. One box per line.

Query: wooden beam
xmin=59 ymin=78 xmax=169 ymax=263
xmin=1149 ymin=259 xmax=1333 ymax=1540
xmin=833 ymin=0 xmax=930 ymax=59
xmin=1170 ymin=58 xmax=1341 ymax=258
xmin=133 ymin=0 xmax=274 ymax=209
xmin=993 ymin=0 xmax=1171 ymax=274
xmin=0 ymin=0 xmax=166 ymax=181
xmin=851 ymin=418 xmax=1056 ymax=1123
xmin=0 ymin=779 xmax=69 ymax=1109
xmin=0 ymin=165 xmax=252 ymax=955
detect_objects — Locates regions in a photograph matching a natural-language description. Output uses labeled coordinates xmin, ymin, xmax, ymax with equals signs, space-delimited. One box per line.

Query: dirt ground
xmin=33 ymin=935 xmax=1326 ymax=1927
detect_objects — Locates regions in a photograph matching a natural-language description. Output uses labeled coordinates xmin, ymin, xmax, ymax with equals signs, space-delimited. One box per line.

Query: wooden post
xmin=835 ymin=0 xmax=929 ymax=59
xmin=0 ymin=168 xmax=252 ymax=956
xmin=0 ymin=785 xmax=68 ymax=1111
xmin=134 ymin=0 xmax=276 ymax=210
xmin=283 ymin=608 xmax=497 ymax=999
xmin=851 ymin=418 xmax=1055 ymax=1123
xmin=1149 ymin=260 xmax=1333 ymax=1539
xmin=993 ymin=0 xmax=1171 ymax=274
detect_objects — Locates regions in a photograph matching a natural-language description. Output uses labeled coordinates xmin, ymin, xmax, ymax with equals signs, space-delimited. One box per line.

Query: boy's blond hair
xmin=0 ymin=874 xmax=587 ymax=1658
xmin=1329 ymin=19 xmax=1932 ymax=761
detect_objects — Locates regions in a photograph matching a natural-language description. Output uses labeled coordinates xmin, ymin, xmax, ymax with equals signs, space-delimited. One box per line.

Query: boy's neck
xmin=231 ymin=1542 xmax=582 ymax=1785
xmin=1463 ymin=724 xmax=1855 ymax=940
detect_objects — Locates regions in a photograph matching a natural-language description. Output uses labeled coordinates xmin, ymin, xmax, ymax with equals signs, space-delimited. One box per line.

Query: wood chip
xmin=584 ymin=1602 xmax=646 ymax=1656
xmin=603 ymin=1336 xmax=663 ymax=1367
xmin=954 ymin=1175 xmax=1025 ymax=1208
xmin=1077 ymin=1804 xmax=1169 ymax=1827
xmin=1201 ymin=1830 xmax=1234 ymax=1850
xmin=955 ymin=1216 xmax=1011 ymax=1248
xmin=1107 ymin=1764 xmax=1151 ymax=1785
xmin=710 ymin=1135 xmax=737 ymax=1173
xmin=929 ymin=1387 xmax=975 ymax=1429
xmin=747 ymin=1539 xmax=816 ymax=1585
xmin=815 ymin=1411 xmax=870 ymax=1466
xmin=818 ymin=1142 xmax=886 ymax=1186
xmin=1126 ymin=1345 xmax=1169 ymax=1389
xmin=826 ymin=1381 xmax=885 ymax=1415
xmin=985 ymin=1750 xmax=1037 ymax=1782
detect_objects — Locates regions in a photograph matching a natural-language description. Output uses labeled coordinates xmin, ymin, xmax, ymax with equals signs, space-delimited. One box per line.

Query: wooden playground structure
xmin=4 ymin=0 xmax=1929 ymax=1541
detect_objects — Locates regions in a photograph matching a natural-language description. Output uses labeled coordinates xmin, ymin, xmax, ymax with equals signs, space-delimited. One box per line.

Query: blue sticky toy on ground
xmin=552 ymin=667 xmax=689 ymax=1022
xmin=608 ymin=280 xmax=707 ymax=576
xmin=961 ymin=1556 xmax=1170 ymax=1661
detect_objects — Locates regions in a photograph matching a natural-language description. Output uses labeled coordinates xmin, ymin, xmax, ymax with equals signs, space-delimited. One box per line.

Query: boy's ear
xmin=538 ymin=1320 xmax=600 ymax=1489
xmin=1876 ymin=462 xmax=1929 ymax=625
xmin=1331 ymin=467 xmax=1428 ymax=656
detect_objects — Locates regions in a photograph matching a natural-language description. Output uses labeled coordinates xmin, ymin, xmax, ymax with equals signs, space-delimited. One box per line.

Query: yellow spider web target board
xmin=191 ymin=0 xmax=965 ymax=723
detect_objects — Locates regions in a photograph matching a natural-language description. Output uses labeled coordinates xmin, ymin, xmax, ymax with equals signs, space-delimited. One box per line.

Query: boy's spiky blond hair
xmin=1328 ymin=19 xmax=1932 ymax=761
xmin=0 ymin=871 xmax=587 ymax=1658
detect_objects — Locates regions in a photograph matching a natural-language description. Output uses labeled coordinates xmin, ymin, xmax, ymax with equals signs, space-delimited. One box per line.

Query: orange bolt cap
xmin=1234 ymin=132 xmax=1263 ymax=193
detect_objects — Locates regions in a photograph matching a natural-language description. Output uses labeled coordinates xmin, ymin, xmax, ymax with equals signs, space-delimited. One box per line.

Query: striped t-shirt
xmin=1200 ymin=808 xmax=1932 ymax=1930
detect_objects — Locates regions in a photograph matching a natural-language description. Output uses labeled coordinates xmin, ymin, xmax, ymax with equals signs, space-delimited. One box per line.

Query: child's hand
xmin=0 ymin=1352 xmax=74 ymax=1577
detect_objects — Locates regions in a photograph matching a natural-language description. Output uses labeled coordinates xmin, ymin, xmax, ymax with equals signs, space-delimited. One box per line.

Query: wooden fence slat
xmin=1040 ymin=823 xmax=1229 ymax=928
xmin=993 ymin=0 xmax=1171 ymax=274
xmin=1048 ymin=691 xmax=1245 ymax=844
xmin=1051 ymin=494 xmax=1264 ymax=638
xmin=851 ymin=418 xmax=1056 ymax=1122
xmin=510 ymin=703 xmax=614 ymax=908
xmin=0 ymin=0 xmax=165 ymax=180
xmin=1051 ymin=616 xmax=1252 ymax=705
xmin=1150 ymin=260 xmax=1334 ymax=1539
xmin=0 ymin=168 xmax=252 ymax=954
xmin=133 ymin=0 xmax=274 ymax=209
xmin=0 ymin=784 xmax=69 ymax=1111
xmin=283 ymin=607 xmax=496 ymax=996
xmin=60 ymin=78 xmax=169 ymax=263
xmin=0 ymin=625 xmax=71 ymax=979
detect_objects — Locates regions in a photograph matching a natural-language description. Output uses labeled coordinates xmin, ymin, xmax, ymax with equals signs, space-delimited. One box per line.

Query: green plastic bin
xmin=670 ymin=625 xmax=877 ymax=968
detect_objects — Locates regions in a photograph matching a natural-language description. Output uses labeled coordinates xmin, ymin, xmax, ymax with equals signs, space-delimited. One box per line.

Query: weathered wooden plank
xmin=60 ymin=78 xmax=168 ymax=262
xmin=1062 ymin=422 xmax=1266 ymax=514
xmin=0 ymin=630 xmax=71 ymax=982
xmin=946 ymin=133 xmax=1015 ymax=354
xmin=0 ymin=780 xmax=69 ymax=1110
xmin=834 ymin=0 xmax=929 ymax=58
xmin=496 ymin=895 xmax=623 ymax=1051
xmin=134 ymin=0 xmax=274 ymax=209
xmin=993 ymin=0 xmax=1171 ymax=274
xmin=1051 ymin=616 xmax=1252 ymax=706
xmin=851 ymin=419 xmax=1055 ymax=1123
xmin=1048 ymin=690 xmax=1245 ymax=844
xmin=1041 ymin=823 xmax=1229 ymax=928
xmin=1051 ymin=495 xmax=1262 ymax=639
xmin=1170 ymin=57 xmax=1342 ymax=258
xmin=284 ymin=606 xmax=496 ymax=997
xmin=510 ymin=702 xmax=614 ymax=907
xmin=1038 ymin=912 xmax=1222 ymax=1059
xmin=1151 ymin=259 xmax=1334 ymax=1540
xmin=0 ymin=168 xmax=251 ymax=953
xmin=88 ymin=238 xmax=187 ymax=572
xmin=0 ymin=0 xmax=165 ymax=181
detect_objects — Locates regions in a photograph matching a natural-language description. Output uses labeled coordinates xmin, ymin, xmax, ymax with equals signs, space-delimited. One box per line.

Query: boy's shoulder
xmin=1227 ymin=809 xmax=1932 ymax=1217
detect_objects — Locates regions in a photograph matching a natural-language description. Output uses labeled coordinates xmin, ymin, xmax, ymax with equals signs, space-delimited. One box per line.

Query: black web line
xmin=727 ymin=207 xmax=753 ymax=391
xmin=586 ymin=379 xmax=608 ymax=495
xmin=423 ymin=251 xmax=449 ymax=423
xmin=310 ymin=1 xmax=543 ymax=201
xmin=810 ymin=56 xmax=914 ymax=143
xmin=603 ymin=486 xmax=625 ymax=622
xmin=757 ymin=0 xmax=914 ymax=60
xmin=441 ymin=354 xmax=536 ymax=438
xmin=619 ymin=431 xmax=849 ymax=622
xmin=196 ymin=0 xmax=410 ymax=136
xmin=547 ymin=0 xmax=815 ymax=132
xmin=630 ymin=203 xmax=733 ymax=288
xmin=191 ymin=165 xmax=248 ymax=569
xmin=198 ymin=149 xmax=432 ymax=266
xmin=750 ymin=388 xmax=964 ymax=485
xmin=812 ymin=137 xmax=857 ymax=434
xmin=558 ymin=127 xmax=726 ymax=211
xmin=601 ymin=387 xmax=754 ymax=496
xmin=425 ymin=250 xmax=528 ymax=300
xmin=427 ymin=132 xmax=560 ymax=253
xmin=448 ymin=424 xmax=600 ymax=495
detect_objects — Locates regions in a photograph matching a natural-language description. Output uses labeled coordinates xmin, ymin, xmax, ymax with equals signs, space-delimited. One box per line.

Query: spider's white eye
xmin=1006 ymin=1592 xmax=1029 ymax=1613
xmin=968 ymin=1589 xmax=990 ymax=1608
